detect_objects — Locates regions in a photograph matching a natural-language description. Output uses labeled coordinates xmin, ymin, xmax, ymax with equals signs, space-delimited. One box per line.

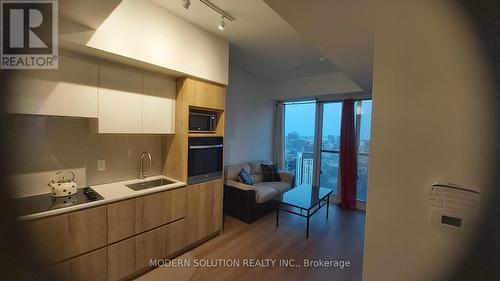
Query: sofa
xmin=223 ymin=161 xmax=295 ymax=223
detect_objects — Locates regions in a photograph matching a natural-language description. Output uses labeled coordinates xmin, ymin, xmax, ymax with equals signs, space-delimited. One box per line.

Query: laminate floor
xmin=137 ymin=205 xmax=365 ymax=281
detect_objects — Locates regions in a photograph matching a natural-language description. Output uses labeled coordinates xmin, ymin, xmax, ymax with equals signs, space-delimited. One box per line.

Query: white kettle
xmin=48 ymin=171 xmax=77 ymax=197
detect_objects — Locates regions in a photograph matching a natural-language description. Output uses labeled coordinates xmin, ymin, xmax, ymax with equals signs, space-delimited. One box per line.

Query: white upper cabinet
xmin=142 ymin=73 xmax=176 ymax=134
xmin=98 ymin=64 xmax=143 ymax=133
xmin=97 ymin=64 xmax=176 ymax=134
xmin=6 ymin=52 xmax=98 ymax=118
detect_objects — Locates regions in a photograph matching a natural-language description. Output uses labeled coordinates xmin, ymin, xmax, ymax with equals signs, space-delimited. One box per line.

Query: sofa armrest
xmin=279 ymin=170 xmax=295 ymax=187
xmin=225 ymin=179 xmax=255 ymax=191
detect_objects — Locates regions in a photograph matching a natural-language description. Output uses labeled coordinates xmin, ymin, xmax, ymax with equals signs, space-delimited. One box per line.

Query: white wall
xmin=60 ymin=0 xmax=229 ymax=85
xmin=363 ymin=1 xmax=496 ymax=281
xmin=271 ymin=71 xmax=362 ymax=101
xmin=224 ymin=67 xmax=274 ymax=165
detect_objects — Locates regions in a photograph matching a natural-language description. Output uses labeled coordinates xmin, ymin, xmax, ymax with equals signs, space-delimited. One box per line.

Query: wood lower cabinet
xmin=23 ymin=184 xmax=224 ymax=280
xmin=187 ymin=179 xmax=223 ymax=244
xmin=23 ymin=206 xmax=107 ymax=265
xmin=135 ymin=187 xmax=187 ymax=234
xmin=108 ymin=238 xmax=135 ymax=281
xmin=134 ymin=218 xmax=189 ymax=273
xmin=107 ymin=199 xmax=135 ymax=244
xmin=50 ymin=247 xmax=108 ymax=281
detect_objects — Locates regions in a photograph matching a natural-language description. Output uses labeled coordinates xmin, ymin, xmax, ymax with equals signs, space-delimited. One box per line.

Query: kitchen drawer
xmin=165 ymin=218 xmax=189 ymax=256
xmin=134 ymin=225 xmax=167 ymax=272
xmin=108 ymin=238 xmax=135 ymax=281
xmin=23 ymin=206 xmax=107 ymax=265
xmin=135 ymin=187 xmax=187 ymax=234
xmin=107 ymin=199 xmax=135 ymax=244
xmin=49 ymin=247 xmax=107 ymax=281
xmin=134 ymin=218 xmax=188 ymax=273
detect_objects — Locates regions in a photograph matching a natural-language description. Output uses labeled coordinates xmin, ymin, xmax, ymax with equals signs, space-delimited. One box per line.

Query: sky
xmin=284 ymin=101 xmax=372 ymax=141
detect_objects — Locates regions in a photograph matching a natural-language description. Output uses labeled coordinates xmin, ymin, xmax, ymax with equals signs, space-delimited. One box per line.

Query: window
xmin=319 ymin=102 xmax=342 ymax=194
xmin=281 ymin=99 xmax=372 ymax=203
xmin=284 ymin=102 xmax=316 ymax=185
xmin=355 ymin=100 xmax=372 ymax=202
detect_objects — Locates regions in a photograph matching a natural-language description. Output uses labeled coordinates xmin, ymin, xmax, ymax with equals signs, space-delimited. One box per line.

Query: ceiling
xmin=264 ymin=0 xmax=375 ymax=91
xmin=150 ymin=0 xmax=338 ymax=82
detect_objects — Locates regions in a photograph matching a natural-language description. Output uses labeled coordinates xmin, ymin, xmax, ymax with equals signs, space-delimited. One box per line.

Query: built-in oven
xmin=189 ymin=110 xmax=217 ymax=132
xmin=188 ymin=137 xmax=223 ymax=184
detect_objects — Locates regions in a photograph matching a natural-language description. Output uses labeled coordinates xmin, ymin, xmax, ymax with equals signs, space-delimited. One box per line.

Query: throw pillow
xmin=261 ymin=164 xmax=282 ymax=182
xmin=239 ymin=168 xmax=254 ymax=185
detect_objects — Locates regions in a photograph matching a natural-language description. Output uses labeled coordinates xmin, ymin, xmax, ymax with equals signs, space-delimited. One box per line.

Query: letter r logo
xmin=2 ymin=1 xmax=54 ymax=54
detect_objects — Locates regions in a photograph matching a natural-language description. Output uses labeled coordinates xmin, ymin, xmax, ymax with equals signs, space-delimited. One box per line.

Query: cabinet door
xmin=7 ymin=52 xmax=98 ymax=117
xmin=184 ymin=78 xmax=226 ymax=110
xmin=107 ymin=199 xmax=135 ymax=244
xmin=98 ymin=64 xmax=143 ymax=133
xmin=23 ymin=206 xmax=107 ymax=265
xmin=49 ymin=247 xmax=107 ymax=281
xmin=142 ymin=73 xmax=176 ymax=134
xmin=108 ymin=238 xmax=135 ymax=281
xmin=187 ymin=179 xmax=223 ymax=244
xmin=134 ymin=225 xmax=167 ymax=272
xmin=135 ymin=187 xmax=187 ymax=234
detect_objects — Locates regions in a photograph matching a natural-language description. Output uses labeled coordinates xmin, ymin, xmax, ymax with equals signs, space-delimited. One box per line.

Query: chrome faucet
xmin=139 ymin=152 xmax=152 ymax=179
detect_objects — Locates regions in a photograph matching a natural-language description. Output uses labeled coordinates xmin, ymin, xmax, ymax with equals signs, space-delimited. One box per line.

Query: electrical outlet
xmin=97 ymin=160 xmax=106 ymax=172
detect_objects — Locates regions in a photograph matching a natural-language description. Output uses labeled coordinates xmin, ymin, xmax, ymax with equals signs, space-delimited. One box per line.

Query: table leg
xmin=326 ymin=195 xmax=330 ymax=219
xmin=276 ymin=206 xmax=280 ymax=227
xmin=306 ymin=210 xmax=310 ymax=239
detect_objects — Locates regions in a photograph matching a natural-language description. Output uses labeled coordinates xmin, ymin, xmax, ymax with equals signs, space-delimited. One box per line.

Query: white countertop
xmin=18 ymin=175 xmax=186 ymax=221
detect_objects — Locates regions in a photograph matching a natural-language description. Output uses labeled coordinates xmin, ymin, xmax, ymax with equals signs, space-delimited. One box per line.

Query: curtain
xmin=339 ymin=99 xmax=357 ymax=210
xmin=273 ymin=102 xmax=284 ymax=169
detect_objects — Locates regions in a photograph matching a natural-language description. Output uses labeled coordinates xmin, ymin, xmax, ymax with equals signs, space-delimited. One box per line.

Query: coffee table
xmin=275 ymin=184 xmax=333 ymax=238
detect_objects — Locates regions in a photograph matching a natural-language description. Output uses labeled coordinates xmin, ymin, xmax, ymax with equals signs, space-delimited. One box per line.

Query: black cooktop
xmin=13 ymin=187 xmax=104 ymax=217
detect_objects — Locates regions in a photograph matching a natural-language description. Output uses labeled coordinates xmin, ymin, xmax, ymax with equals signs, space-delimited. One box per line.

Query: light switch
xmin=97 ymin=160 xmax=106 ymax=172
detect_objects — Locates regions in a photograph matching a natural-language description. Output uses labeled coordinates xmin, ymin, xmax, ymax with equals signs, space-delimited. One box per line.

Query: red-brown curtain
xmin=339 ymin=100 xmax=357 ymax=210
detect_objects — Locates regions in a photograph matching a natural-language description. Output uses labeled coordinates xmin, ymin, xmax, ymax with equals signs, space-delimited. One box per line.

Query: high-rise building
xmin=296 ymin=152 xmax=314 ymax=185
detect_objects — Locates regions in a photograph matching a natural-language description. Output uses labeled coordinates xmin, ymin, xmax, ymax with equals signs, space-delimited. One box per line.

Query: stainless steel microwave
xmin=189 ymin=111 xmax=216 ymax=132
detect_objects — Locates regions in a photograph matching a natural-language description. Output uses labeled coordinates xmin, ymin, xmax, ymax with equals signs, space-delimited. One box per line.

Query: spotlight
xmin=183 ymin=0 xmax=190 ymax=9
xmin=218 ymin=17 xmax=225 ymax=31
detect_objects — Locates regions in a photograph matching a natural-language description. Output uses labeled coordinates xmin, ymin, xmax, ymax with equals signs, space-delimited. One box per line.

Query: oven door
xmin=188 ymin=137 xmax=223 ymax=184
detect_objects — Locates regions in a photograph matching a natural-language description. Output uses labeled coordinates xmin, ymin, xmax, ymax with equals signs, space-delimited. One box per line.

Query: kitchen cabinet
xmin=6 ymin=51 xmax=98 ymax=118
xmin=23 ymin=205 xmax=107 ymax=265
xmin=98 ymin=64 xmax=143 ymax=133
xmin=135 ymin=187 xmax=187 ymax=234
xmin=107 ymin=199 xmax=135 ymax=244
xmin=108 ymin=238 xmax=135 ymax=281
xmin=49 ymin=246 xmax=107 ymax=281
xmin=182 ymin=78 xmax=226 ymax=111
xmin=134 ymin=218 xmax=188 ymax=273
xmin=134 ymin=225 xmax=167 ymax=272
xmin=165 ymin=217 xmax=189 ymax=256
xmin=98 ymin=63 xmax=176 ymax=134
xmin=187 ymin=179 xmax=223 ymax=244
xmin=143 ymin=73 xmax=176 ymax=134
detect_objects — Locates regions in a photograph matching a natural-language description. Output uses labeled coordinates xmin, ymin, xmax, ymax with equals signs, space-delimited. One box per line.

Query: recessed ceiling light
xmin=182 ymin=0 xmax=191 ymax=9
xmin=292 ymin=62 xmax=302 ymax=70
xmin=218 ymin=17 xmax=225 ymax=31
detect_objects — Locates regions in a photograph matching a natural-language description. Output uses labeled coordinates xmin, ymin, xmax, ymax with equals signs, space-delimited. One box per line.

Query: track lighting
xmin=182 ymin=0 xmax=190 ymax=9
xmin=218 ymin=16 xmax=225 ymax=31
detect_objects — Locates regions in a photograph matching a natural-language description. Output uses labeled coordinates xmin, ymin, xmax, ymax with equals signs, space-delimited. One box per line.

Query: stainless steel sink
xmin=126 ymin=178 xmax=175 ymax=191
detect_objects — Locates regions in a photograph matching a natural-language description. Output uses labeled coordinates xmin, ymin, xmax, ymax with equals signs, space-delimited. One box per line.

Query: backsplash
xmin=7 ymin=115 xmax=163 ymax=196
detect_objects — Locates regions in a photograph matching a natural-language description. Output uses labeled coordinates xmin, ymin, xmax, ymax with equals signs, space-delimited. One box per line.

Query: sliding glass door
xmin=283 ymin=102 xmax=316 ymax=185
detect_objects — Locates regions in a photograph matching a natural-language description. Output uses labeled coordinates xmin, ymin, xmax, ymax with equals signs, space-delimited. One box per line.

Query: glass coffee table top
xmin=277 ymin=184 xmax=333 ymax=210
